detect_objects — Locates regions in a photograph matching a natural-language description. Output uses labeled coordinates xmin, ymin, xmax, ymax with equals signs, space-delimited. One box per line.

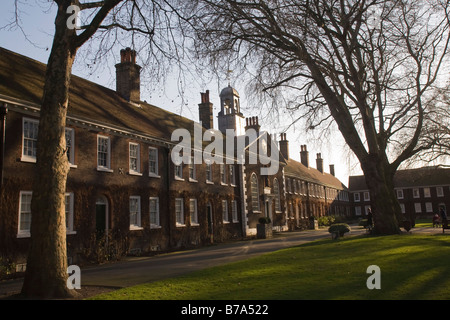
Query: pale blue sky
xmin=0 ymin=1 xmax=358 ymax=184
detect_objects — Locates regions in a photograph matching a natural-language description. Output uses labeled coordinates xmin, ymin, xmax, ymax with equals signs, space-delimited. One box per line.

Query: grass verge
xmin=90 ymin=233 xmax=450 ymax=300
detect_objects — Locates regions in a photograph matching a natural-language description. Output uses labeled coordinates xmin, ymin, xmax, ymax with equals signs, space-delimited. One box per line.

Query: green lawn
xmin=90 ymin=233 xmax=450 ymax=300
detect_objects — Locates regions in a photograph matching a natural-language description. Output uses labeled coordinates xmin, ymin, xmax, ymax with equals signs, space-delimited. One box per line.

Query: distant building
xmin=348 ymin=166 xmax=450 ymax=220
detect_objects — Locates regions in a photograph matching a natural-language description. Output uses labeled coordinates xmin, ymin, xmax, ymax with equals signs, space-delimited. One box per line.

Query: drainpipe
xmin=0 ymin=103 xmax=7 ymax=188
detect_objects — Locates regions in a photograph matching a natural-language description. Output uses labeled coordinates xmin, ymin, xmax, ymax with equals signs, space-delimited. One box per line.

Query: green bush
xmin=318 ymin=216 xmax=336 ymax=226
xmin=328 ymin=223 xmax=351 ymax=236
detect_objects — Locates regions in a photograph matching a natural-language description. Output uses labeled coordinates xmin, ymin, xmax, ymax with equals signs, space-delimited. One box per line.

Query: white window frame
xmin=273 ymin=178 xmax=281 ymax=212
xmin=148 ymin=147 xmax=159 ymax=177
xmin=363 ymin=191 xmax=370 ymax=201
xmin=396 ymin=189 xmax=404 ymax=200
xmin=436 ymin=186 xmax=444 ymax=197
xmin=175 ymin=198 xmax=185 ymax=227
xmin=413 ymin=188 xmax=420 ymax=198
xmin=18 ymin=191 xmax=33 ymax=238
xmin=97 ymin=135 xmax=113 ymax=172
xmin=206 ymin=162 xmax=213 ymax=183
xmin=190 ymin=199 xmax=199 ymax=226
xmin=251 ymin=173 xmax=260 ymax=212
xmin=424 ymin=187 xmax=431 ymax=198
xmin=129 ymin=196 xmax=142 ymax=230
xmin=189 ymin=157 xmax=197 ymax=182
xmin=222 ymin=200 xmax=229 ymax=223
xmin=65 ymin=127 xmax=77 ymax=168
xmin=149 ymin=197 xmax=160 ymax=228
xmin=21 ymin=117 xmax=39 ymax=163
xmin=129 ymin=142 xmax=142 ymax=176
xmin=425 ymin=202 xmax=433 ymax=213
xmin=414 ymin=202 xmax=422 ymax=213
xmin=174 ymin=163 xmax=183 ymax=181
xmin=65 ymin=192 xmax=76 ymax=234
xmin=231 ymin=200 xmax=238 ymax=222
xmin=220 ymin=164 xmax=227 ymax=185
xmin=400 ymin=203 xmax=406 ymax=214
xmin=354 ymin=193 xmax=360 ymax=202
xmin=355 ymin=206 xmax=362 ymax=216
xmin=229 ymin=165 xmax=236 ymax=186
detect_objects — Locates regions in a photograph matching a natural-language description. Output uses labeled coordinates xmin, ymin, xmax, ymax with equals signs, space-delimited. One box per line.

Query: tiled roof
xmin=348 ymin=166 xmax=450 ymax=191
xmin=0 ymin=47 xmax=197 ymax=144
xmin=284 ymin=159 xmax=347 ymax=190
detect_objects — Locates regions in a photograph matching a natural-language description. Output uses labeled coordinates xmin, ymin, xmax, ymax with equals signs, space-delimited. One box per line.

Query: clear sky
xmin=0 ymin=1 xmax=361 ymax=185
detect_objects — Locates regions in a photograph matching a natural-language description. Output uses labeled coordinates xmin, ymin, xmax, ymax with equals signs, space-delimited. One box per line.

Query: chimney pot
xmin=279 ymin=133 xmax=289 ymax=160
xmin=300 ymin=144 xmax=309 ymax=168
xmin=116 ymin=48 xmax=141 ymax=102
xmin=198 ymin=90 xmax=214 ymax=130
xmin=316 ymin=153 xmax=324 ymax=173
xmin=329 ymin=164 xmax=335 ymax=176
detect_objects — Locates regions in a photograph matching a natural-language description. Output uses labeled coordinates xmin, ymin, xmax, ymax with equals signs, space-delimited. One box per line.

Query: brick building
xmin=279 ymin=135 xmax=350 ymax=230
xmin=0 ymin=47 xmax=350 ymax=269
xmin=348 ymin=166 xmax=450 ymax=221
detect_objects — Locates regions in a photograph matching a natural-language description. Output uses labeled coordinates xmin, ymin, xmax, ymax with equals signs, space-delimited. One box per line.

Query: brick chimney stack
xmin=198 ymin=90 xmax=214 ymax=129
xmin=279 ymin=133 xmax=289 ymax=160
xmin=316 ymin=153 xmax=324 ymax=174
xmin=115 ymin=47 xmax=141 ymax=102
xmin=300 ymin=145 xmax=309 ymax=168
xmin=329 ymin=164 xmax=335 ymax=177
xmin=245 ymin=116 xmax=261 ymax=134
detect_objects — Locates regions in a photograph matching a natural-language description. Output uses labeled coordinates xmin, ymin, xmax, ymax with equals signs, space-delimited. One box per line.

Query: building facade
xmin=348 ymin=166 xmax=450 ymax=222
xmin=0 ymin=47 xmax=350 ymax=270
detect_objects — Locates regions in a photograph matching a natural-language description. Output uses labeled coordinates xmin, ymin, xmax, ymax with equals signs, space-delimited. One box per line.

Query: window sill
xmin=97 ymin=167 xmax=114 ymax=173
xmin=149 ymin=173 xmax=161 ymax=178
xmin=190 ymin=223 xmax=200 ymax=227
xmin=176 ymin=223 xmax=186 ymax=228
xmin=206 ymin=181 xmax=214 ymax=185
xmin=129 ymin=226 xmax=144 ymax=231
xmin=174 ymin=177 xmax=185 ymax=182
xmin=20 ymin=157 xmax=36 ymax=163
xmin=66 ymin=231 xmax=77 ymax=235
xmin=17 ymin=233 xmax=30 ymax=238
xmin=128 ymin=171 xmax=143 ymax=176
xmin=150 ymin=225 xmax=162 ymax=229
xmin=69 ymin=164 xmax=78 ymax=169
xmin=189 ymin=178 xmax=198 ymax=183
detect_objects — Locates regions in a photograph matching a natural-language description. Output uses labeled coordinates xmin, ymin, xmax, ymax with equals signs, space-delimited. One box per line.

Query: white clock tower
xmin=218 ymin=85 xmax=246 ymax=136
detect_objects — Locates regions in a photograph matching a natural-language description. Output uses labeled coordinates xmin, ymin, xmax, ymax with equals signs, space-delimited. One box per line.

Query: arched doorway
xmin=95 ymin=196 xmax=109 ymax=242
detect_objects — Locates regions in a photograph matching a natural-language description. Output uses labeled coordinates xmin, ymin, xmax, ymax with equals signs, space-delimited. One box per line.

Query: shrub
xmin=318 ymin=216 xmax=336 ymax=226
xmin=328 ymin=223 xmax=351 ymax=237
xmin=258 ymin=217 xmax=271 ymax=224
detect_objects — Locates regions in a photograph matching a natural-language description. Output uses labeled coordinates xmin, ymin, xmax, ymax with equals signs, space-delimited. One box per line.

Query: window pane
xmin=149 ymin=148 xmax=158 ymax=174
xmin=23 ymin=120 xmax=38 ymax=158
xmin=98 ymin=137 xmax=109 ymax=167
xmin=251 ymin=174 xmax=259 ymax=210
xmin=150 ymin=198 xmax=159 ymax=226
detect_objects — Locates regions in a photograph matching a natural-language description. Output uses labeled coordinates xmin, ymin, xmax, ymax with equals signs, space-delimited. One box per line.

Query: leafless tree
xmin=185 ymin=0 xmax=450 ymax=234
xmin=6 ymin=0 xmax=187 ymax=299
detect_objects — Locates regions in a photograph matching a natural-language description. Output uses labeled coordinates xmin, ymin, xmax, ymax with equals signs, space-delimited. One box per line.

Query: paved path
xmin=0 ymin=225 xmax=440 ymax=298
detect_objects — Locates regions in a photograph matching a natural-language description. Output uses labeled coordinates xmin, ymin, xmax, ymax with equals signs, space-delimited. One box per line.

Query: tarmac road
xmin=0 ymin=225 xmax=392 ymax=297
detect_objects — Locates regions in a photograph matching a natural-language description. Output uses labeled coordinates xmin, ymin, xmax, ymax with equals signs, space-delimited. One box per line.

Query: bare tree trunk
xmin=361 ymin=157 xmax=402 ymax=235
xmin=21 ymin=3 xmax=77 ymax=298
